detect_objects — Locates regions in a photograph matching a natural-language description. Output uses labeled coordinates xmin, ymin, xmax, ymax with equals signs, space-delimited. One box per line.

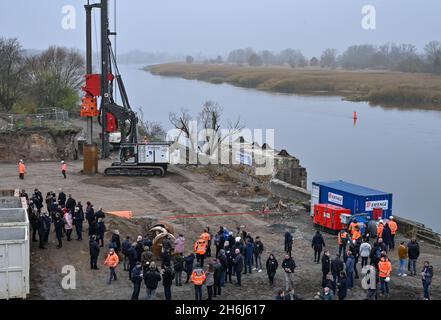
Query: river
xmin=118 ymin=64 xmax=441 ymax=233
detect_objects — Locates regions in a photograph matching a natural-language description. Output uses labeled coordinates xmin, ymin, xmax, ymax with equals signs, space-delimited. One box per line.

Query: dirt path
xmin=0 ymin=160 xmax=439 ymax=300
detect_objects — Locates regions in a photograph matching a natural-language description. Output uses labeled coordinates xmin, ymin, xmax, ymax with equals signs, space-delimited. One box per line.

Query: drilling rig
xmin=81 ymin=0 xmax=170 ymax=177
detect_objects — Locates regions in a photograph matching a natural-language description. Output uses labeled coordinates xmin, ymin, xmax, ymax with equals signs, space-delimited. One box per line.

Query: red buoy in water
xmin=353 ymin=111 xmax=358 ymax=120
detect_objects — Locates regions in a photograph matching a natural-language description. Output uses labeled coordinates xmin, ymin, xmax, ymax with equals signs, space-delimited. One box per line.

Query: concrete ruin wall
xmin=0 ymin=128 xmax=80 ymax=163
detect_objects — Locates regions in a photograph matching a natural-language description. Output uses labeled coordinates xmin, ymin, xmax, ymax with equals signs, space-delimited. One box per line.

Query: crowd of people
xmin=21 ymin=185 xmax=434 ymax=301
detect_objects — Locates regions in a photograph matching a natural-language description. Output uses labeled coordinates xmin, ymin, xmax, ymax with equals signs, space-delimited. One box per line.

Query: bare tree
xmin=137 ymin=108 xmax=165 ymax=140
xmin=0 ymin=38 xmax=27 ymax=112
xmin=169 ymin=108 xmax=196 ymax=149
xmin=198 ymin=101 xmax=244 ymax=154
xmin=320 ymin=48 xmax=337 ymax=68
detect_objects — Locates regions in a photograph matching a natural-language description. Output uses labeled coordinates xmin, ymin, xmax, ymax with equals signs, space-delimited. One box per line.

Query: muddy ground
xmin=0 ymin=160 xmax=440 ymax=300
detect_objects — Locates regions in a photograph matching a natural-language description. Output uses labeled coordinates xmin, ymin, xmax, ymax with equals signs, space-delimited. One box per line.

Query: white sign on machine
xmin=310 ymin=185 xmax=320 ymax=217
xmin=365 ymin=200 xmax=389 ymax=211
xmin=328 ymin=192 xmax=343 ymax=205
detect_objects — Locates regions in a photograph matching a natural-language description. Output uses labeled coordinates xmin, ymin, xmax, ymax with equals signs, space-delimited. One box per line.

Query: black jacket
xmin=162 ymin=267 xmax=175 ymax=287
xmin=54 ymin=218 xmax=64 ymax=237
xmin=233 ymin=253 xmax=244 ymax=272
xmin=127 ymin=247 xmax=138 ymax=266
xmin=407 ymin=241 xmax=420 ymax=260
xmin=218 ymin=254 xmax=228 ymax=272
xmin=110 ymin=234 xmax=121 ymax=251
xmin=58 ymin=192 xmax=66 ymax=207
xmin=173 ymin=255 xmax=185 ymax=272
xmin=86 ymin=206 xmax=95 ymax=224
xmin=312 ymin=234 xmax=325 ymax=250
xmin=266 ymin=258 xmax=278 ymax=275
xmin=89 ymin=239 xmax=100 ymax=257
xmin=331 ymin=257 xmax=344 ymax=275
xmin=382 ymin=225 xmax=393 ymax=245
xmin=282 ymin=257 xmax=296 ymax=273
xmin=284 ymin=232 xmax=293 ymax=245
xmin=144 ymin=269 xmax=162 ymax=289
xmin=322 ymin=254 xmax=331 ymax=274
xmin=131 ymin=266 xmax=143 ymax=284
xmin=337 ymin=278 xmax=347 ymax=299
xmin=254 ymin=240 xmax=264 ymax=255
xmin=65 ymin=197 xmax=76 ymax=212
xmin=184 ymin=253 xmax=195 ymax=274
xmin=73 ymin=205 xmax=84 ymax=223
xmin=161 ymin=251 xmax=171 ymax=268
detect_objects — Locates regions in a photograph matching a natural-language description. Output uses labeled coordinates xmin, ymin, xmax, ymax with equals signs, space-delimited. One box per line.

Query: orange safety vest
xmin=200 ymin=232 xmax=211 ymax=242
xmin=352 ymin=230 xmax=362 ymax=241
xmin=61 ymin=163 xmax=67 ymax=172
xmin=377 ymin=224 xmax=384 ymax=238
xmin=378 ymin=258 xmax=392 ymax=278
xmin=19 ymin=163 xmax=26 ymax=174
xmin=389 ymin=221 xmax=398 ymax=235
xmin=349 ymin=222 xmax=358 ymax=234
xmin=194 ymin=240 xmax=207 ymax=255
xmin=104 ymin=253 xmax=119 ymax=268
xmin=191 ymin=270 xmax=206 ymax=285
xmin=338 ymin=231 xmax=348 ymax=245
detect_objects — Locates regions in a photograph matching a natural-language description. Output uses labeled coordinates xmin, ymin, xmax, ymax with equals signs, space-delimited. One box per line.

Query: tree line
xmin=223 ymin=42 xmax=441 ymax=74
xmin=0 ymin=38 xmax=84 ymax=114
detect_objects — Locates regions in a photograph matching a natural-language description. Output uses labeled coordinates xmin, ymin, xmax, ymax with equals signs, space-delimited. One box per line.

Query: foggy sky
xmin=0 ymin=0 xmax=440 ymax=57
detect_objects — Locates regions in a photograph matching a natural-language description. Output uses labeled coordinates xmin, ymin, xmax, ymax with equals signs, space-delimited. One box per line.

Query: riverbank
xmin=147 ymin=63 xmax=441 ymax=111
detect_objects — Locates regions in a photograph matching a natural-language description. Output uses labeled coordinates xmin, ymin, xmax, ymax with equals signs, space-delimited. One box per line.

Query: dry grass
xmin=148 ymin=63 xmax=441 ymax=110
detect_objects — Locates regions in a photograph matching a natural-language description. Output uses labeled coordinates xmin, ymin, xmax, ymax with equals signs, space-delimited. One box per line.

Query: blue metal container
xmin=311 ymin=180 xmax=393 ymax=224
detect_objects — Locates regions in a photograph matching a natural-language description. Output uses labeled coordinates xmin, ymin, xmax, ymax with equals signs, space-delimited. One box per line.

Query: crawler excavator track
xmin=104 ymin=165 xmax=166 ymax=177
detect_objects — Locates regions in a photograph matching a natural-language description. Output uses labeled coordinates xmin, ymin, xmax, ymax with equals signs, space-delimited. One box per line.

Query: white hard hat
xmin=389 ymin=216 xmax=394 ymax=220
xmin=235 ymin=237 xmax=241 ymax=243
xmin=379 ymin=220 xmax=384 ymax=224
xmin=385 ymin=277 xmax=391 ymax=283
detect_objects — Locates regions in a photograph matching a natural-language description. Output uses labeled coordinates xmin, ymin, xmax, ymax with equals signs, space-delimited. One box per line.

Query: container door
xmin=311 ymin=185 xmax=320 ymax=217
xmin=156 ymin=145 xmax=170 ymax=164
xmin=0 ymin=244 xmax=7 ymax=299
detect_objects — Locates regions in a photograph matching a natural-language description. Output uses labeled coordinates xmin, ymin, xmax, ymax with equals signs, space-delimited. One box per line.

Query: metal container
xmin=0 ymin=200 xmax=30 ymax=300
xmin=311 ymin=180 xmax=393 ymax=224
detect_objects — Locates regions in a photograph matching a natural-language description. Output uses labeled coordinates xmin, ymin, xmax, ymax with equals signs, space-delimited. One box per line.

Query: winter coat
xmin=233 ymin=253 xmax=244 ymax=273
xmin=266 ymin=258 xmax=278 ymax=276
xmin=331 ymin=257 xmax=344 ymax=276
xmin=322 ymin=254 xmax=331 ymax=274
xmin=161 ymin=251 xmax=171 ymax=267
xmin=131 ymin=266 xmax=143 ymax=284
xmin=254 ymin=240 xmax=264 ymax=255
xmin=110 ymin=234 xmax=121 ymax=252
xmin=172 ymin=254 xmax=185 ymax=272
xmin=65 ymin=198 xmax=76 ymax=213
xmin=312 ymin=234 xmax=325 ymax=251
xmin=407 ymin=241 xmax=420 ymax=260
xmin=174 ymin=237 xmax=185 ymax=254
xmin=97 ymin=221 xmax=106 ymax=235
xmin=54 ymin=218 xmax=64 ymax=237
xmin=89 ymin=239 xmax=100 ymax=258
xmin=127 ymin=246 xmax=138 ymax=266
xmin=345 ymin=256 xmax=355 ymax=274
xmin=245 ymin=242 xmax=255 ymax=258
xmin=284 ymin=232 xmax=293 ymax=245
xmin=359 ymin=242 xmax=372 ymax=258
xmin=86 ymin=207 xmax=95 ymax=224
xmin=382 ymin=224 xmax=393 ymax=245
xmin=144 ymin=269 xmax=161 ymax=289
xmin=162 ymin=266 xmax=175 ymax=287
xmin=141 ymin=250 xmax=154 ymax=267
xmin=338 ymin=278 xmax=347 ymax=299
xmin=58 ymin=192 xmax=66 ymax=207
xmin=104 ymin=252 xmax=119 ymax=268
xmin=282 ymin=257 xmax=296 ymax=273
xmin=184 ymin=253 xmax=195 ymax=275
xmin=122 ymin=239 xmax=131 ymax=256
xmin=218 ymin=254 xmax=228 ymax=272
xmin=64 ymin=213 xmax=73 ymax=230
xmin=398 ymin=245 xmax=408 ymax=260
xmin=422 ymin=265 xmax=434 ymax=284
xmin=205 ymin=270 xmax=214 ymax=286
xmin=73 ymin=205 xmax=84 ymax=224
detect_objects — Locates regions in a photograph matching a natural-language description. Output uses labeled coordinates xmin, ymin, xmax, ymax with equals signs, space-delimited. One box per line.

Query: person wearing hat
xmin=388 ymin=216 xmax=398 ymax=250
xmin=378 ymin=253 xmax=392 ymax=297
xmin=61 ymin=161 xmax=67 ymax=179
xmin=18 ymin=160 xmax=26 ymax=180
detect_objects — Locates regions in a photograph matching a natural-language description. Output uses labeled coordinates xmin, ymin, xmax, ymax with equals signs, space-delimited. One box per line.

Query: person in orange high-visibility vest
xmin=348 ymin=219 xmax=358 ymax=235
xmin=191 ymin=264 xmax=206 ymax=300
xmin=338 ymin=229 xmax=349 ymax=257
xmin=378 ymin=255 xmax=392 ymax=296
xmin=194 ymin=239 xmax=207 ymax=268
xmin=388 ymin=216 xmax=398 ymax=250
xmin=104 ymin=248 xmax=120 ymax=285
xmin=200 ymin=228 xmax=211 ymax=257
xmin=61 ymin=161 xmax=67 ymax=179
xmin=352 ymin=227 xmax=362 ymax=241
xmin=18 ymin=160 xmax=26 ymax=180
xmin=377 ymin=220 xmax=384 ymax=239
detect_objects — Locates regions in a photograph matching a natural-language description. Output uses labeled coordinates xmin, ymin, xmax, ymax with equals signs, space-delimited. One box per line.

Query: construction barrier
xmin=107 ymin=211 xmax=133 ymax=219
